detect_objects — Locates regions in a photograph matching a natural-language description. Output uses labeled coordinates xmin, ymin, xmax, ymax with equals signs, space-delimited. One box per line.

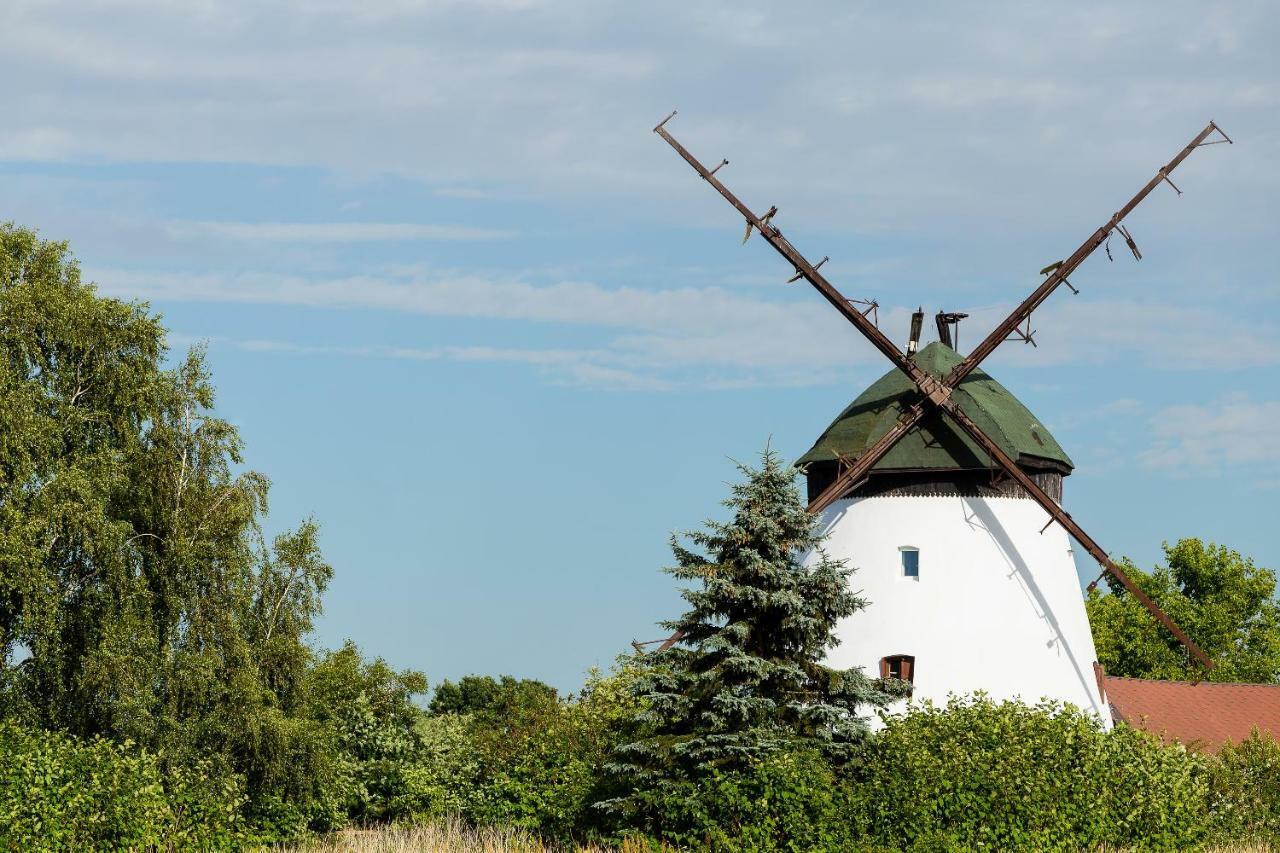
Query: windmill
xmin=638 ymin=111 xmax=1232 ymax=710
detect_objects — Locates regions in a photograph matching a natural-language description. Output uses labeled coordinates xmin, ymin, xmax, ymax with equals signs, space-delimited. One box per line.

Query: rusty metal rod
xmin=946 ymin=121 xmax=1224 ymax=389
xmin=654 ymin=121 xmax=938 ymax=392
xmin=938 ymin=399 xmax=1215 ymax=670
xmin=808 ymin=401 xmax=926 ymax=514
xmin=807 ymin=121 xmax=1229 ymax=516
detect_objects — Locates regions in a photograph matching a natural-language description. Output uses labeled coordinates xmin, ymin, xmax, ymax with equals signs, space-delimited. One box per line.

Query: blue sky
xmin=2 ymin=1 xmax=1277 ymax=691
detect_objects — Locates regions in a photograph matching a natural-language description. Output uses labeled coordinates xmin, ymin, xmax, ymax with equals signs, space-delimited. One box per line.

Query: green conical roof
xmin=797 ymin=341 xmax=1073 ymax=472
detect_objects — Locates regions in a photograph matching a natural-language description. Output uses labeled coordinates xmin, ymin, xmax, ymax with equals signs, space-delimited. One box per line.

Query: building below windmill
xmin=1095 ymin=666 xmax=1280 ymax=752
xmin=799 ymin=340 xmax=1106 ymax=725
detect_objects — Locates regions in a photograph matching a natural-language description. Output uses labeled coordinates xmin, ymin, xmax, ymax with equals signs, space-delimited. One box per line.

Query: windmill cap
xmin=798 ymin=341 xmax=1074 ymax=474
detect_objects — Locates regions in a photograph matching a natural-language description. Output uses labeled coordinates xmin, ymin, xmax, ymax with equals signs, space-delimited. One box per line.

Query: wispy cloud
xmin=1139 ymin=393 xmax=1280 ymax=474
xmin=91 ymin=266 xmax=852 ymax=339
xmin=1 ymin=1 xmax=1273 ymax=233
xmin=165 ymin=220 xmax=516 ymax=242
xmin=118 ymin=264 xmax=1280 ymax=390
xmin=961 ymin=298 xmax=1280 ymax=371
xmin=133 ymin=264 xmax=872 ymax=389
xmin=179 ymin=334 xmax=679 ymax=391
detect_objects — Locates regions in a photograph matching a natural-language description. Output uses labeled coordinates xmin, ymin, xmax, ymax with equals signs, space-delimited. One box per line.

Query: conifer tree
xmin=606 ymin=449 xmax=904 ymax=807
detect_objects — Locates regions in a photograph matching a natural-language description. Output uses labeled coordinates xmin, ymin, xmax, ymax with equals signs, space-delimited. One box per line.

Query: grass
xmin=266 ymin=820 xmax=634 ymax=852
xmin=271 ymin=824 xmax=1276 ymax=853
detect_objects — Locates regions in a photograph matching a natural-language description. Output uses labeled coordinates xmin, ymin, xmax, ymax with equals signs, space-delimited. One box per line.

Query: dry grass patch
xmin=266 ymin=820 xmax=637 ymax=853
xmin=272 ymin=825 xmax=1276 ymax=853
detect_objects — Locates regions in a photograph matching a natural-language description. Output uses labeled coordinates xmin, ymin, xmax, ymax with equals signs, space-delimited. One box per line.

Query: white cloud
xmin=91 ymin=266 xmax=847 ymax=340
xmin=904 ymin=75 xmax=1080 ymax=110
xmin=961 ymin=297 xmax=1280 ymax=371
xmin=165 ymin=220 xmax=516 ymax=242
xmin=99 ymin=265 xmax=873 ymax=387
xmin=1139 ymin=393 xmax=1280 ymax=471
xmin=8 ymin=1 xmax=1276 ymax=389
xmin=0 ymin=1 xmax=1274 ymax=232
xmin=112 ymin=262 xmax=1279 ymax=390
xmin=183 ymin=334 xmax=679 ymax=391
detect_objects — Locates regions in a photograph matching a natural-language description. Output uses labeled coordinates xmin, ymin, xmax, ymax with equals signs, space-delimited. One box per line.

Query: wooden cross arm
xmin=947 ymin=121 xmax=1228 ymax=388
xmin=653 ymin=121 xmax=933 ymax=390
xmin=807 ymin=121 xmax=1230 ymax=515
xmin=939 ymin=400 xmax=1214 ymax=670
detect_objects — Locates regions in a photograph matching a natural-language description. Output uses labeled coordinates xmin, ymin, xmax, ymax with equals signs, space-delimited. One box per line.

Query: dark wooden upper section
xmin=804 ymin=459 xmax=1067 ymax=504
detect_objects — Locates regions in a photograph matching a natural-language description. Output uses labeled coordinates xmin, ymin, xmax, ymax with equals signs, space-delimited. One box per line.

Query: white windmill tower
xmin=798 ymin=337 xmax=1105 ymax=718
xmin=646 ymin=112 xmax=1231 ymax=716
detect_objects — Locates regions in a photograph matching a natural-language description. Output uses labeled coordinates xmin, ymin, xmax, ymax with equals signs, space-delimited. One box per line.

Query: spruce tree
xmin=606 ymin=449 xmax=904 ymax=808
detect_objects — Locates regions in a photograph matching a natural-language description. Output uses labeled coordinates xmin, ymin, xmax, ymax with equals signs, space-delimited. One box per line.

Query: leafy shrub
xmin=430 ymin=675 xmax=557 ymax=716
xmin=0 ymin=722 xmax=246 ymax=850
xmin=1210 ymin=730 xmax=1280 ymax=842
xmin=398 ymin=713 xmax=483 ymax=820
xmin=849 ymin=696 xmax=1212 ymax=852
xmin=617 ymin=748 xmax=859 ymax=851
xmin=1087 ymin=539 xmax=1280 ymax=683
xmin=302 ymin=641 xmax=430 ymax=826
xmin=161 ymin=759 xmax=251 ymax=850
xmin=466 ymin=665 xmax=642 ymax=841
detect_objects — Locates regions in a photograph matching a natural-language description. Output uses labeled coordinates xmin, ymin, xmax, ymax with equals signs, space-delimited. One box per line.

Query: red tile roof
xmin=1101 ymin=671 xmax=1280 ymax=753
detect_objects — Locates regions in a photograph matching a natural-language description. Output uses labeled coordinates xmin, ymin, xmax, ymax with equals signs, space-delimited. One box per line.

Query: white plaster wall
xmin=811 ymin=494 xmax=1109 ymax=727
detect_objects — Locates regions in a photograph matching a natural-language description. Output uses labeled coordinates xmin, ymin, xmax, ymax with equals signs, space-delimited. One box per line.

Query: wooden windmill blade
xmin=653 ymin=113 xmax=938 ymax=391
xmin=945 ymin=121 xmax=1232 ymax=388
xmin=654 ymin=111 xmax=966 ymax=514
xmin=806 ymin=124 xmax=1227 ymax=667
xmin=810 ymin=124 xmax=1226 ymax=668
xmin=807 ymin=398 xmax=928 ymax=514
xmin=935 ymin=399 xmax=1215 ymax=669
xmin=807 ymin=121 xmax=1232 ymax=516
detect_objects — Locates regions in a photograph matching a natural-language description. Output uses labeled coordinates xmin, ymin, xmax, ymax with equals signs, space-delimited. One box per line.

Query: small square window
xmin=901 ymin=548 xmax=919 ymax=579
xmin=879 ymin=655 xmax=915 ymax=690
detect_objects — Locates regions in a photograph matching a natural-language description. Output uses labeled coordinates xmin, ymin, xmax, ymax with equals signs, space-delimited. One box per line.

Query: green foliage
xmin=0 ymin=223 xmax=340 ymax=839
xmin=1210 ymin=730 xmax=1280 ymax=841
xmin=5 ymin=225 xmax=1276 ymax=849
xmin=0 ymin=721 xmax=246 ymax=850
xmin=466 ymin=665 xmax=644 ymax=841
xmin=1088 ymin=538 xmax=1280 ymax=682
xmin=303 ymin=641 xmax=430 ymax=825
xmin=850 ymin=695 xmax=1213 ymax=851
xmin=403 ymin=712 xmax=484 ymax=819
xmin=604 ymin=449 xmax=903 ymax=831
xmin=618 ymin=748 xmax=859 ymax=851
xmin=430 ymin=674 xmax=557 ymax=718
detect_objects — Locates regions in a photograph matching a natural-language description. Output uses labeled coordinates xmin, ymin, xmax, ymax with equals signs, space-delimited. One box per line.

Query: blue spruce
xmin=603 ymin=449 xmax=905 ymax=816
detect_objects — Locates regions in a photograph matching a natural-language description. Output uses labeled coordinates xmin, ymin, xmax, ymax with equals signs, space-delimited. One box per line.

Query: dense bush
xmin=617 ymin=748 xmax=860 ymax=851
xmin=402 ymin=712 xmax=484 ymax=819
xmin=1210 ymin=730 xmax=1280 ymax=841
xmin=0 ymin=722 xmax=246 ymax=850
xmin=1087 ymin=538 xmax=1280 ymax=683
xmin=302 ymin=641 xmax=430 ymax=825
xmin=596 ymin=697 xmax=1259 ymax=851
xmin=416 ymin=689 xmax=1276 ymax=852
xmin=849 ymin=695 xmax=1212 ymax=851
xmin=458 ymin=665 xmax=642 ymax=841
xmin=430 ymin=675 xmax=558 ymax=716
